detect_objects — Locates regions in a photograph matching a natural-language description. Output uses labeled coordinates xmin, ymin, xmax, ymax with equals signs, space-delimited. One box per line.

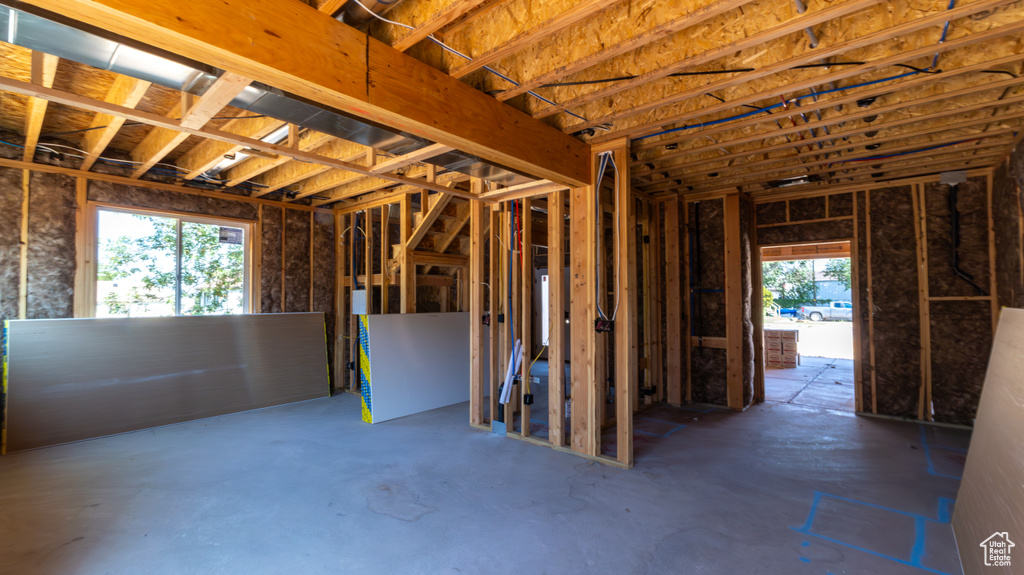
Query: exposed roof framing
xmin=367 ymin=0 xmax=1024 ymax=198
xmin=2 ymin=0 xmax=1024 ymax=208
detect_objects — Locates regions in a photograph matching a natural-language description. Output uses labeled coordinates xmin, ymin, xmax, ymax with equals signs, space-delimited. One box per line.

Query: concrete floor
xmin=0 ymin=394 xmax=967 ymax=575
xmin=765 ymin=356 xmax=856 ymax=411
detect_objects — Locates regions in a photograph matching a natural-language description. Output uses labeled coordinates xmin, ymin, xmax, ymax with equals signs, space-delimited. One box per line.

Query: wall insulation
xmin=993 ymin=150 xmax=1024 ymax=309
xmin=687 ymin=198 xmax=726 ymax=404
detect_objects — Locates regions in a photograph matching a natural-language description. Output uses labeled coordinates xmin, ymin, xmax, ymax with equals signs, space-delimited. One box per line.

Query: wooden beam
xmin=246 ymin=135 xmax=358 ymax=194
xmin=547 ymin=189 xmax=566 ymax=447
xmin=22 ymin=51 xmax=59 ymax=162
xmin=331 ymin=171 xmax=469 ymax=213
xmin=422 ymin=201 xmax=471 ymax=274
xmin=569 ymin=184 xmax=599 ymax=456
xmin=399 ymin=192 xmax=415 ymax=311
xmin=18 ymin=170 xmax=30 ymax=319
xmin=31 ymin=0 xmax=589 ymax=186
xmin=488 ymin=204 xmax=502 ymax=424
xmin=407 ymin=193 xmax=454 ymax=250
xmin=335 ymin=212 xmax=347 ymax=391
xmin=180 ymin=72 xmax=251 ymax=129
xmin=470 ymin=188 xmax=486 ymax=425
xmin=80 ymin=76 xmax=151 ymax=172
xmin=412 ymin=251 xmax=468 ymax=268
xmin=177 ymin=116 xmax=285 ymax=179
xmin=600 ymin=138 xmax=634 ymax=467
xmin=664 ymin=197 xmax=683 ymax=406
xmin=380 ymin=203 xmax=390 ymax=314
xmin=520 ymin=197 xmax=533 ymax=437
xmin=724 ymin=194 xmax=744 ymax=411
xmin=129 ymin=73 xmax=251 ymax=178
xmin=369 ymin=143 xmax=454 ymax=174
xmin=73 ymin=177 xmax=90 ymax=317
xmin=479 ymin=179 xmax=568 ymax=202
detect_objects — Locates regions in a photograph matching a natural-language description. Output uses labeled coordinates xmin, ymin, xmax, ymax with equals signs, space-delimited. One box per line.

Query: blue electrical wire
xmin=634 ymin=69 xmax=923 ymax=141
xmin=842 ymin=137 xmax=979 ymax=163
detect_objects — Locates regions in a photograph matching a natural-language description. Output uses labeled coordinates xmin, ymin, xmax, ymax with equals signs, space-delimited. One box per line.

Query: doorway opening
xmin=760 ymin=241 xmax=855 ymax=412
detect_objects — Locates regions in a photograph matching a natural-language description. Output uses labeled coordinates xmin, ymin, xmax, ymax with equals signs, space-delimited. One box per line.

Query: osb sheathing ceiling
xmin=0 ymin=0 xmax=1022 ymax=205
xmin=372 ymin=0 xmax=1024 ymax=197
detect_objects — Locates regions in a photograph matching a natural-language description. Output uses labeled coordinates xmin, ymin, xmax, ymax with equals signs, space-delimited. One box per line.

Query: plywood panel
xmin=953 ymin=307 xmax=1024 ymax=575
xmin=366 ymin=312 xmax=473 ymax=423
xmin=4 ymin=313 xmax=329 ymax=452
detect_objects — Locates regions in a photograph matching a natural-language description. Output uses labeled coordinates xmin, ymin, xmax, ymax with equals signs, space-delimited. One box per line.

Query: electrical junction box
xmin=351 ymin=289 xmax=367 ymax=315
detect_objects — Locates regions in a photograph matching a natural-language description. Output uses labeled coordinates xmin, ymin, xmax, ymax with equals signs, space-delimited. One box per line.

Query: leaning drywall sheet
xmin=4 ymin=313 xmax=329 ymax=452
xmin=366 ymin=312 xmax=471 ymax=423
xmin=952 ymin=307 xmax=1024 ymax=575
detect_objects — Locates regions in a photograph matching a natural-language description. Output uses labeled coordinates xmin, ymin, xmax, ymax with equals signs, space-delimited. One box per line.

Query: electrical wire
xmin=40 ymin=115 xmax=267 ymax=139
xmin=349 ymin=0 xmax=591 ymax=123
xmin=594 ymin=150 xmax=621 ymax=323
xmin=844 ymin=138 xmax=981 ymax=162
xmin=0 ymin=138 xmax=332 ymax=200
xmin=634 ymin=1 xmax=961 ymax=143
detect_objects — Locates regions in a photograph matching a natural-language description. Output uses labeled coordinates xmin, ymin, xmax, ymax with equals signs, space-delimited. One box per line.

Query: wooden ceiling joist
xmin=128 ymin=72 xmax=251 ymax=178
xmin=588 ymin=6 xmax=1024 ymax=142
xmin=0 ymin=75 xmax=470 ymax=197
xmin=679 ymin=141 xmax=1010 ymax=195
xmin=446 ymin=0 xmax=621 ymax=79
xmin=227 ymin=130 xmax=340 ymax=190
xmin=22 ymin=51 xmax=59 ymax=162
xmin=384 ymin=0 xmax=489 ymax=52
xmin=479 ymin=179 xmax=568 ymax=202
xmin=79 ymin=76 xmax=151 ymax=172
xmin=176 ymin=116 xmax=285 ymax=179
xmin=532 ymin=0 xmax=884 ymax=122
xmin=635 ymin=94 xmax=1024 ymax=184
xmin=630 ymin=51 xmax=1024 ymax=158
xmin=494 ymin=0 xmax=752 ymax=103
xmin=26 ymin=0 xmax=590 ymax=186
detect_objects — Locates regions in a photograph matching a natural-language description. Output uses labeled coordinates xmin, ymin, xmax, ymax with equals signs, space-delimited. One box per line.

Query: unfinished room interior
xmin=1 ymin=0 xmax=1023 ymax=573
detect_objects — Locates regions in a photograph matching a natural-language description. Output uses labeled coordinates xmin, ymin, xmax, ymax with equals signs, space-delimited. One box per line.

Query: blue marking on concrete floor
xmin=919 ymin=425 xmax=965 ymax=480
xmin=792 ymin=491 xmax=958 ymax=575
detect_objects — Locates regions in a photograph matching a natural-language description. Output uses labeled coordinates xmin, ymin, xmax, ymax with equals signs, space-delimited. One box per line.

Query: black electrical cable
xmin=489 ymin=62 xmax=942 ymax=93
xmin=40 ymin=115 xmax=268 ymax=138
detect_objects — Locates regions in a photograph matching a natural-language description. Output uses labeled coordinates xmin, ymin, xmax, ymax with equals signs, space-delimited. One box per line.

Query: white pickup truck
xmin=799 ymin=301 xmax=853 ymax=321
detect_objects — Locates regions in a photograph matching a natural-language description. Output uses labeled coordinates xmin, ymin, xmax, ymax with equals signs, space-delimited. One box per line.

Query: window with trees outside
xmin=94 ymin=207 xmax=251 ymax=317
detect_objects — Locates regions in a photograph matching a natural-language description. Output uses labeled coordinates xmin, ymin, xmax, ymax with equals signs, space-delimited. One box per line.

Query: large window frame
xmin=83 ymin=203 xmax=255 ymax=318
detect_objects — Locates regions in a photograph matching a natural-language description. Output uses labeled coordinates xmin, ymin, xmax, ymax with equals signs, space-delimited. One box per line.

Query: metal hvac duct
xmin=0 ymin=3 xmax=533 ymax=187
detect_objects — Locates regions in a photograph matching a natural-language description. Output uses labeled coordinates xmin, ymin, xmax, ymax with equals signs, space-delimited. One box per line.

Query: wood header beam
xmin=27 ymin=0 xmax=590 ymax=186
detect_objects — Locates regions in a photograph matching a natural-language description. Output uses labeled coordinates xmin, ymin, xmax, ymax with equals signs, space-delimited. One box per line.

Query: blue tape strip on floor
xmin=919 ymin=425 xmax=966 ymax=480
xmin=792 ymin=491 xmax=957 ymax=575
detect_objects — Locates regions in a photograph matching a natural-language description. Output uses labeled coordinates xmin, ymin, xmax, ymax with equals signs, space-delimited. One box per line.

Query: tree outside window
xmin=96 ymin=210 xmax=248 ymax=317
